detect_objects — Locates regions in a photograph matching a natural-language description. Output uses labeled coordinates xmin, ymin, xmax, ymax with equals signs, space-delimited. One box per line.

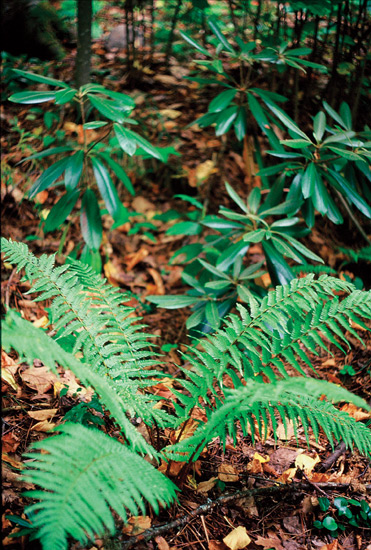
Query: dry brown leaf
xmin=276 ymin=467 xmax=297 ymax=483
xmin=2 ymin=453 xmax=23 ymax=470
xmin=122 ymin=515 xmax=151 ymax=535
xmin=132 ymin=196 xmax=156 ymax=213
xmin=247 ymin=452 xmax=269 ymax=474
xmin=276 ymin=420 xmax=295 ymax=441
xmin=255 ymin=534 xmax=284 ymax=550
xmin=172 ymin=419 xmax=200 ymax=443
xmin=124 ymin=247 xmax=149 ymax=271
xmin=235 ymin=495 xmax=259 ymax=517
xmin=155 ymin=536 xmax=170 ymax=550
xmin=159 ymin=109 xmax=182 ymax=119
xmin=147 ymin=268 xmax=165 ymax=295
xmin=31 ymin=420 xmax=56 ymax=432
xmin=218 ymin=463 xmax=239 ymax=482
xmin=197 ymin=477 xmax=218 ymax=493
xmin=21 ymin=366 xmax=58 ymax=394
xmin=223 ymin=526 xmax=251 ymax=550
xmin=319 ymin=541 xmax=338 ymax=550
xmin=209 ymin=542 xmax=228 ymax=550
xmin=340 ymin=403 xmax=371 ymax=421
xmin=2 ymin=432 xmax=20 ymax=454
xmin=195 ymin=159 xmax=216 ymax=184
xmin=1 ymin=350 xmax=19 ymax=391
xmin=28 ymin=408 xmax=58 ymax=421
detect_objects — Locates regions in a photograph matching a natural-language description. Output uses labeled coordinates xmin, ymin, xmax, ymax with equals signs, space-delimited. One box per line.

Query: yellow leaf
xmin=33 ymin=315 xmax=49 ymax=329
xmin=196 ymin=159 xmax=216 ymax=183
xmin=253 ymin=453 xmax=269 ymax=463
xmin=295 ymin=453 xmax=320 ymax=474
xmin=159 ymin=109 xmax=182 ymax=119
xmin=28 ymin=408 xmax=58 ymax=421
xmin=223 ymin=526 xmax=251 ymax=550
xmin=31 ymin=420 xmax=56 ymax=432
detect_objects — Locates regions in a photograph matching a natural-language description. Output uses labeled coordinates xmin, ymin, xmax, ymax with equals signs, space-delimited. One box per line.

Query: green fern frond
xmin=292 ymin=263 xmax=337 ymax=275
xmin=168 ymin=379 xmax=371 ymax=461
xmin=176 ymin=275 xmax=371 ymax=412
xmin=23 ymin=423 xmax=178 ymax=550
xmin=1 ymin=238 xmax=171 ymax=427
xmin=2 ymin=309 xmax=156 ymax=455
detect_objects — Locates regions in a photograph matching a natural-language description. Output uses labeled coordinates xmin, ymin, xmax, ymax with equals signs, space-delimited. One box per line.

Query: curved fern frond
xmin=175 ymin=275 xmax=371 ymax=414
xmin=169 ymin=378 xmax=371 ymax=461
xmin=2 ymin=309 xmax=156 ymax=455
xmin=23 ymin=423 xmax=178 ymax=550
xmin=1 ymin=238 xmax=171 ymax=426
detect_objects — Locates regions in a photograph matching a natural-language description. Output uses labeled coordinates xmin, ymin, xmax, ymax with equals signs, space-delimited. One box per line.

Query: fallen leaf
xmin=159 ymin=109 xmax=182 ymax=119
xmin=276 ymin=420 xmax=295 ymax=441
xmin=295 ymin=453 xmax=320 ymax=474
xmin=2 ymin=432 xmax=20 ymax=454
xmin=124 ymin=247 xmax=149 ymax=271
xmin=148 ymin=268 xmax=165 ymax=295
xmin=132 ymin=196 xmax=156 ymax=213
xmin=223 ymin=526 xmax=251 ymax=550
xmin=255 ymin=534 xmax=284 ymax=550
xmin=21 ymin=366 xmax=58 ymax=394
xmin=340 ymin=403 xmax=371 ymax=421
xmin=209 ymin=542 xmax=228 ymax=550
xmin=28 ymin=408 xmax=57 ymax=421
xmin=2 ymin=453 xmax=23 ymax=470
xmin=122 ymin=515 xmax=151 ymax=535
xmin=197 ymin=477 xmax=218 ymax=493
xmin=155 ymin=536 xmax=170 ymax=550
xmin=218 ymin=463 xmax=239 ymax=482
xmin=1 ymin=351 xmax=19 ymax=391
xmin=247 ymin=452 xmax=269 ymax=474
xmin=276 ymin=467 xmax=297 ymax=483
xmin=195 ymin=159 xmax=216 ymax=184
xmin=33 ymin=315 xmax=49 ymax=328
xmin=319 ymin=541 xmax=338 ymax=550
xmin=31 ymin=420 xmax=56 ymax=432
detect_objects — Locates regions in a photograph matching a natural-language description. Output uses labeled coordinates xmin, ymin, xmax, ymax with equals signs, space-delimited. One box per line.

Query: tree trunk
xmin=75 ymin=0 xmax=92 ymax=88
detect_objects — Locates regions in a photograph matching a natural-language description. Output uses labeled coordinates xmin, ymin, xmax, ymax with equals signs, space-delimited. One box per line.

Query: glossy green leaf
xmin=166 ymin=221 xmax=201 ymax=236
xmin=327 ymin=169 xmax=371 ymax=218
xmin=80 ymin=189 xmax=102 ymax=250
xmin=9 ymin=91 xmax=56 ymax=104
xmin=323 ymin=101 xmax=346 ymax=129
xmin=186 ymin=308 xmax=207 ymax=330
xmin=202 ymin=215 xmax=243 ymax=230
xmin=199 ymin=259 xmax=230 ymax=280
xmin=339 ymin=102 xmax=352 ymax=130
xmin=237 ymin=285 xmax=256 ymax=302
xmin=280 ymin=139 xmax=312 ymax=148
xmin=271 ymin=236 xmax=303 ymax=263
xmin=207 ymin=17 xmax=236 ymax=53
xmin=113 ymin=124 xmax=137 ymax=156
xmin=205 ymin=280 xmax=232 ymax=290
xmin=262 ymin=240 xmax=295 ymax=286
xmin=313 ymin=111 xmax=326 ymax=142
xmin=326 ymin=146 xmax=363 ymax=161
xmin=216 ymin=241 xmax=250 ymax=271
xmin=208 ymin=89 xmax=237 ymax=113
xmin=239 ymin=261 xmax=265 ymax=279
xmin=282 ymin=234 xmax=324 ymax=263
xmin=215 ymin=106 xmax=238 ymax=136
xmin=243 ymin=229 xmax=266 ymax=243
xmin=65 ymin=151 xmax=84 ymax=191
xmin=29 ymin=157 xmax=69 ymax=198
xmin=146 ymin=295 xmax=200 ymax=309
xmin=88 ymin=95 xmax=126 ymax=123
xmin=262 ymin=99 xmax=310 ymax=140
xmin=249 ymin=88 xmax=288 ymax=103
xmin=18 ymin=146 xmax=73 ymax=164
xmin=12 ymin=69 xmax=68 ymax=88
xmin=54 ymin=88 xmax=77 ymax=105
xmin=44 ymin=189 xmax=80 ymax=233
xmin=124 ymin=129 xmax=164 ymax=161
xmin=301 ymin=163 xmax=316 ymax=199
xmin=234 ymin=108 xmax=248 ymax=141
xmin=98 ymin=153 xmax=135 ymax=196
xmin=83 ymin=121 xmax=108 ymax=129
xmin=322 ymin=130 xmax=355 ymax=145
xmin=260 ymin=199 xmax=297 ymax=217
xmin=247 ymin=187 xmax=261 ymax=214
xmin=225 ymin=182 xmax=248 ymax=213
xmin=91 ymin=157 xmax=122 ymax=221
xmin=179 ymin=30 xmax=212 ymax=57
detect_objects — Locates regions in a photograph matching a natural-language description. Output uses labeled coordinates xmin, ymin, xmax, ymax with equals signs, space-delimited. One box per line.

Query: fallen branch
xmin=121 ymin=480 xmax=370 ymax=548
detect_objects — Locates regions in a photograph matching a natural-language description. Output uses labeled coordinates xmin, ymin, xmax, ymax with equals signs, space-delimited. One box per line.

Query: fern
xmin=170 ymin=275 xmax=371 ymax=458
xmin=2 ymin=239 xmax=371 ymax=550
xmin=23 ymin=423 xmax=178 ymax=550
xmin=1 ymin=238 xmax=171 ymax=428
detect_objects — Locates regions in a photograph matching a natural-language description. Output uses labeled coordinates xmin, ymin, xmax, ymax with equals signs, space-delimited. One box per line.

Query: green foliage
xmin=9 ymin=71 xmax=172 ymax=270
xmin=148 ymin=182 xmax=321 ymax=332
xmin=260 ymin=102 xmax=371 ymax=227
xmin=314 ymin=496 xmax=371 ymax=537
xmin=2 ymin=239 xmax=371 ymax=550
xmin=23 ymin=423 xmax=177 ymax=550
xmin=182 ymin=17 xmax=325 ymax=146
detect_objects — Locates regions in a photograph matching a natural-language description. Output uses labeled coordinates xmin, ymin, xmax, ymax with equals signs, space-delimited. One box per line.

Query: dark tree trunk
xmin=75 ymin=0 xmax=92 ymax=88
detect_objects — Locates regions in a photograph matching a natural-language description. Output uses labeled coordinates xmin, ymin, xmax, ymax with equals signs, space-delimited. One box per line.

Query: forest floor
xmin=1 ymin=13 xmax=371 ymax=550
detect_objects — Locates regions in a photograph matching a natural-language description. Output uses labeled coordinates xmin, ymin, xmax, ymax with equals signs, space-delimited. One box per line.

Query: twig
xmin=120 ymin=480 xmax=371 ymax=548
xmin=319 ymin=441 xmax=347 ymax=472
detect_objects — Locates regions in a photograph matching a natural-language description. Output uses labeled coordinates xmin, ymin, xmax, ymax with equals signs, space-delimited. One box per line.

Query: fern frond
xmin=168 ymin=379 xmax=371 ymax=461
xmin=1 ymin=238 xmax=171 ymax=427
xmin=292 ymin=263 xmax=337 ymax=275
xmin=2 ymin=309 xmax=156 ymax=455
xmin=23 ymin=423 xmax=178 ymax=550
xmin=176 ymin=275 xmax=371 ymax=412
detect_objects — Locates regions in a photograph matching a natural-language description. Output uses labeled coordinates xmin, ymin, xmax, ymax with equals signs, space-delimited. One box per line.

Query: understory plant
xmin=2 ymin=237 xmax=371 ymax=550
xmin=148 ymin=181 xmax=322 ymax=332
xmin=9 ymin=70 xmax=172 ymax=270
